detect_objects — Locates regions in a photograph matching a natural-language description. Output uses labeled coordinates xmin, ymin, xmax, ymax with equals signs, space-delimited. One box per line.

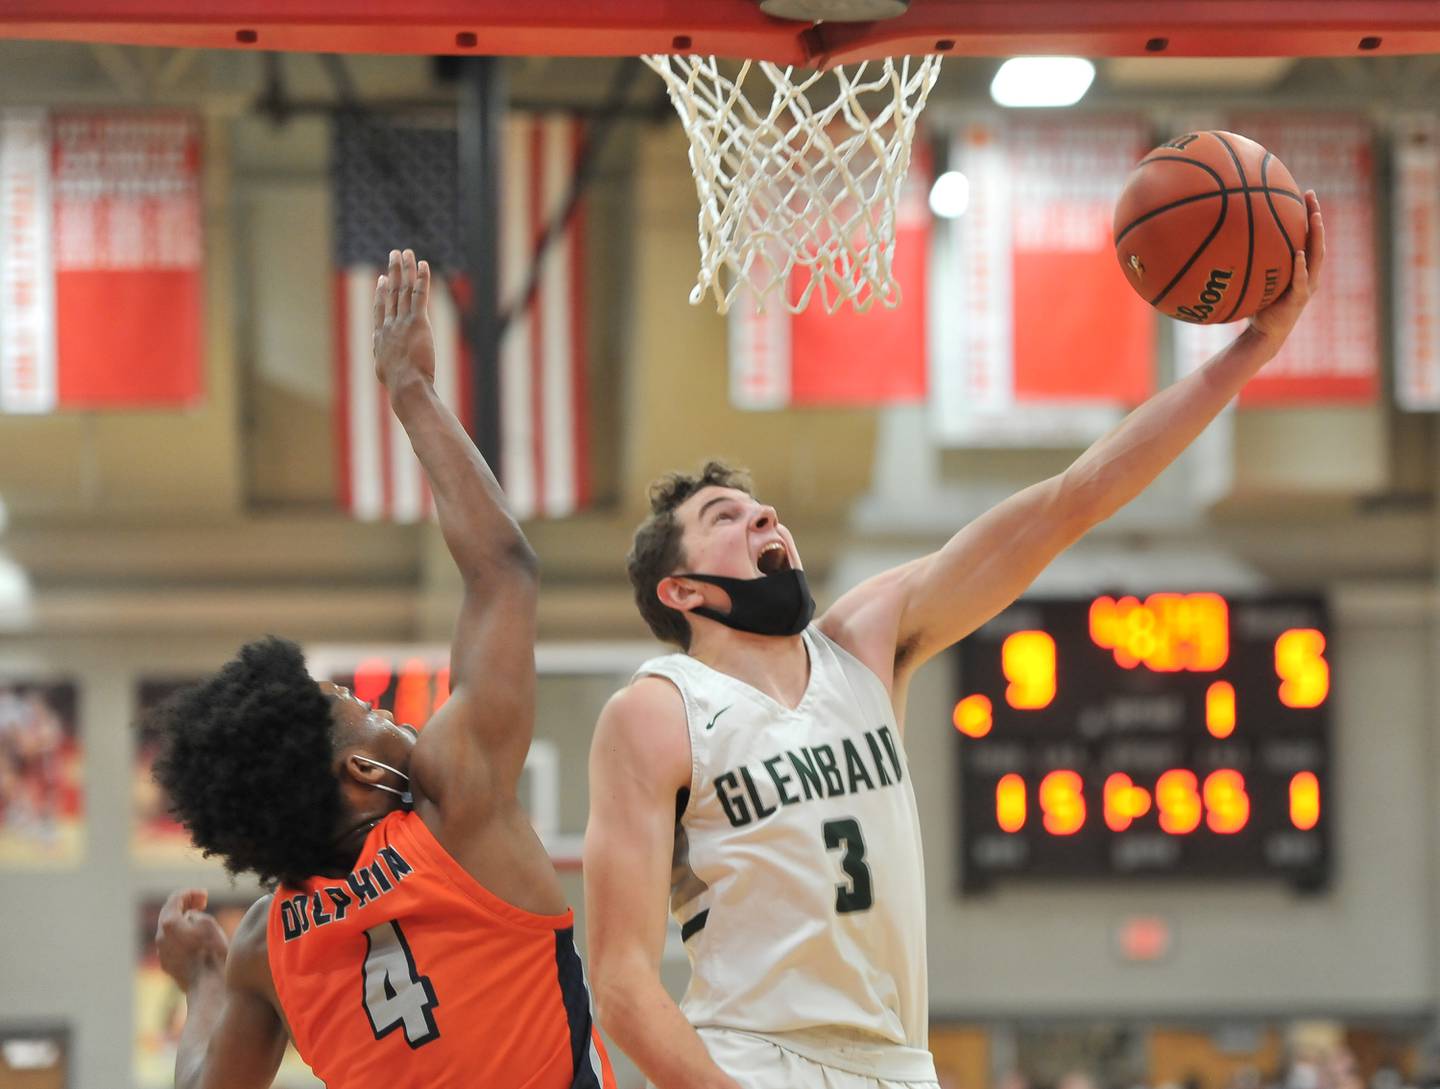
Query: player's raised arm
xmin=822 ymin=194 xmax=1326 ymax=701
xmin=157 ymin=891 xmax=287 ymax=1089
xmin=373 ymin=248 xmax=538 ymax=799
xmin=585 ymin=681 xmax=744 ymax=1089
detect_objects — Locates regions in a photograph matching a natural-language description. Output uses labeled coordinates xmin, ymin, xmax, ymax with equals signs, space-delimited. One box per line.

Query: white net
xmin=644 ymin=53 xmax=942 ymax=314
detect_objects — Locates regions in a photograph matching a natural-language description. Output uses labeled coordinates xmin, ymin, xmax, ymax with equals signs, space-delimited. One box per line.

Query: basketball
xmin=1113 ymin=131 xmax=1309 ymax=324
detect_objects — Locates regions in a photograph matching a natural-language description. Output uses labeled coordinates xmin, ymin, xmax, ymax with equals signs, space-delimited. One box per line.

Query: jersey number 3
xmin=823 ymin=818 xmax=874 ymax=914
xmin=362 ymin=921 xmax=440 ymax=1048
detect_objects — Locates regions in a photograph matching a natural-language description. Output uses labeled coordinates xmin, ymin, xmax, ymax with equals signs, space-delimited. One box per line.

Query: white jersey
xmin=636 ymin=626 xmax=934 ymax=1081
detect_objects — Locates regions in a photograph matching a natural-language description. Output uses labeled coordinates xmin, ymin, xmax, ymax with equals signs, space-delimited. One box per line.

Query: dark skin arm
xmin=156 ymin=890 xmax=287 ymax=1089
xmin=373 ymin=249 xmax=564 ymax=915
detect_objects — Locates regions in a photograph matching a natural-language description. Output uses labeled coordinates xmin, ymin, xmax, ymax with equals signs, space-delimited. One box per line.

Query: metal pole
xmin=457 ymin=56 xmax=504 ymax=474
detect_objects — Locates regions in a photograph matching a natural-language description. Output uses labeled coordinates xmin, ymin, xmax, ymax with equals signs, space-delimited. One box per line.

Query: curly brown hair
xmin=627 ymin=460 xmax=753 ymax=649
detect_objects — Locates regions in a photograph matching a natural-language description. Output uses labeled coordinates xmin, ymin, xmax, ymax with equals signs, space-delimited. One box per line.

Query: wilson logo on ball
xmin=1113 ymin=130 xmax=1308 ymax=325
xmin=1175 ymin=268 xmax=1234 ymax=324
xmin=1260 ymin=266 xmax=1282 ymax=307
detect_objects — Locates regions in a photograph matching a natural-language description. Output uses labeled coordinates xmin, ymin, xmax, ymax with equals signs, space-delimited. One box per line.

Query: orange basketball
xmin=1113 ymin=131 xmax=1308 ymax=324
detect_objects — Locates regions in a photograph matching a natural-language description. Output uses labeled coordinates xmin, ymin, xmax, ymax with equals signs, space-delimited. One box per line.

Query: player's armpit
xmin=407 ymin=571 xmax=538 ymax=811
xmin=821 ymin=474 xmax=1091 ymax=690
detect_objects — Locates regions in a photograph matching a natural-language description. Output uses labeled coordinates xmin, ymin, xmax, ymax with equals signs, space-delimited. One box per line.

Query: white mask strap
xmin=353 ymin=755 xmax=412 ymax=805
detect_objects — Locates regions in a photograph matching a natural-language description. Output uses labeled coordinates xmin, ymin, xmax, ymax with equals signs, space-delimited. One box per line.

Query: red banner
xmin=1394 ymin=115 xmax=1440 ymax=411
xmin=0 ymin=110 xmax=203 ymax=413
xmin=728 ymin=147 xmax=930 ymax=409
xmin=1176 ymin=114 xmax=1379 ymax=405
xmin=1008 ymin=118 xmax=1156 ymax=404
xmin=932 ymin=115 xmax=1155 ymax=446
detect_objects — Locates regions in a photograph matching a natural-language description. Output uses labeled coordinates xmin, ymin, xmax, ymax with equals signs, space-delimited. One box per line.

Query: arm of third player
xmin=585 ymin=679 xmax=743 ymax=1089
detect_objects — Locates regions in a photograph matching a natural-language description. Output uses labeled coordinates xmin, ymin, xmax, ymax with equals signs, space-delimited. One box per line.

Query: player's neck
xmin=687 ymin=626 xmax=811 ymax=709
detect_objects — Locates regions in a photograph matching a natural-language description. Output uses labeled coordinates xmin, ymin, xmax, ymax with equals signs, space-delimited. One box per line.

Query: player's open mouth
xmin=757 ymin=541 xmax=791 ymax=575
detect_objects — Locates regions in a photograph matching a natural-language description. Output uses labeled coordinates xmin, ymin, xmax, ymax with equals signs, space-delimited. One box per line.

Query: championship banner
xmin=931 ymin=115 xmax=1156 ymax=446
xmin=1394 ymin=115 xmax=1440 ymax=412
xmin=0 ymin=110 xmax=204 ymax=413
xmin=1175 ymin=114 xmax=1380 ymax=404
xmin=727 ymin=147 xmax=930 ymax=410
xmin=0 ymin=680 xmax=83 ymax=867
xmin=136 ymin=898 xmax=320 ymax=1089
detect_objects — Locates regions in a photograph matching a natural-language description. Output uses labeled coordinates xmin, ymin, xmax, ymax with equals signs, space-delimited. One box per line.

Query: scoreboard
xmin=952 ymin=593 xmax=1330 ymax=892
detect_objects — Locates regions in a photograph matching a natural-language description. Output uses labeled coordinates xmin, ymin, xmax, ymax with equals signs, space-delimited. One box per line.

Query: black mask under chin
xmin=680 ymin=568 xmax=816 ymax=638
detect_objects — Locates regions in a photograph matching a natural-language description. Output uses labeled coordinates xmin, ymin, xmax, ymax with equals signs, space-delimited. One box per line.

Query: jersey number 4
xmin=823 ymin=817 xmax=874 ymax=914
xmin=362 ymin=921 xmax=440 ymax=1048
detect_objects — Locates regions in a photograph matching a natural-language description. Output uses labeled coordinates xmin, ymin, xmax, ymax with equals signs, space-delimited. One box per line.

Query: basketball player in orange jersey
xmin=151 ymin=249 xmax=614 ymax=1089
xmin=586 ymin=195 xmax=1324 ymax=1089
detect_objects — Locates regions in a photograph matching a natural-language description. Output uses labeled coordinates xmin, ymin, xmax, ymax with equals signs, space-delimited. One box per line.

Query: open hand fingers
xmin=1288 ymin=252 xmax=1309 ymax=304
xmin=1303 ymin=190 xmax=1325 ymax=287
xmin=373 ymin=273 xmax=387 ymax=332
xmin=384 ymin=249 xmax=401 ymax=322
xmin=415 ymin=259 xmax=431 ymax=315
xmin=399 ymin=249 xmax=417 ymax=315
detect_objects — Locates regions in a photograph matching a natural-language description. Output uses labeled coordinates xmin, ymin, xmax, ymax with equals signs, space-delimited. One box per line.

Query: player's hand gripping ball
xmin=1113 ymin=131 xmax=1309 ymax=324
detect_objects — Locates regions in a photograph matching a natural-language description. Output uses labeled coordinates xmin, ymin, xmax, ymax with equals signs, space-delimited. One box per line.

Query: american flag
xmin=332 ymin=112 xmax=589 ymax=522
xmin=0 ymin=109 xmax=204 ymax=414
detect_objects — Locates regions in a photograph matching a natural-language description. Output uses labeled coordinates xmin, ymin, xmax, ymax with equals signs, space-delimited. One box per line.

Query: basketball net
xmin=643 ymin=54 xmax=942 ymax=314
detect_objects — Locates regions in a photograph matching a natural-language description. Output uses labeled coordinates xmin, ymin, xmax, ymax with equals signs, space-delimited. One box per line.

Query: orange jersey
xmin=267 ymin=811 xmax=614 ymax=1089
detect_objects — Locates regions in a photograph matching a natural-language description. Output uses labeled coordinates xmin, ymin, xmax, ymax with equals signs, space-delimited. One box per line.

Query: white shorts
xmin=696 ymin=1027 xmax=941 ymax=1089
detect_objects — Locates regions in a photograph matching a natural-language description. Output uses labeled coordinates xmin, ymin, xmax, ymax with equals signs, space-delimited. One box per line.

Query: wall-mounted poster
xmin=132 ymin=678 xmax=215 ymax=867
xmin=136 ymin=897 xmax=320 ymax=1089
xmin=0 ymin=680 xmax=82 ymax=866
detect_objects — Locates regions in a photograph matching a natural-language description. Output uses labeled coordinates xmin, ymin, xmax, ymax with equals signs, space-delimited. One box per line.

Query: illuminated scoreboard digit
xmin=953 ymin=594 xmax=1331 ymax=892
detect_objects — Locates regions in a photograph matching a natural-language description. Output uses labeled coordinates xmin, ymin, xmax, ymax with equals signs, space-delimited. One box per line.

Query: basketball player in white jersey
xmin=586 ymin=194 xmax=1324 ymax=1089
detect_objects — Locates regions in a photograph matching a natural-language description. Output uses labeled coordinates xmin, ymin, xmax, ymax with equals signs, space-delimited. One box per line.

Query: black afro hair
xmin=150 ymin=636 xmax=344 ymax=888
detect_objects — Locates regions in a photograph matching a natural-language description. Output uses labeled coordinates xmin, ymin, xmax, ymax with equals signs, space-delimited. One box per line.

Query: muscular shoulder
xmin=818 ymin=559 xmax=926 ymax=690
xmin=590 ymin=676 xmax=690 ymax=796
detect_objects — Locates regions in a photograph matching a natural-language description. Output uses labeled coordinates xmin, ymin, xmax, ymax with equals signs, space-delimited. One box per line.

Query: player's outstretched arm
xmin=373 ymin=249 xmax=538 ymax=802
xmin=585 ymin=681 xmax=743 ymax=1089
xmin=822 ymin=193 xmax=1326 ymax=700
xmin=157 ymin=890 xmax=286 ymax=1089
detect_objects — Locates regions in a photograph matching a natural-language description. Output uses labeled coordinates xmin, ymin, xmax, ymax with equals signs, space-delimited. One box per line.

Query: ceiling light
xmin=928 ymin=171 xmax=971 ymax=218
xmin=990 ymin=57 xmax=1096 ymax=108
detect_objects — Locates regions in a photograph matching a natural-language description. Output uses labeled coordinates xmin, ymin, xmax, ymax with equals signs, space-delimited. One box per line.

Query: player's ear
xmin=657 ymin=575 xmax=704 ymax=613
xmin=342 ymin=752 xmax=388 ymax=788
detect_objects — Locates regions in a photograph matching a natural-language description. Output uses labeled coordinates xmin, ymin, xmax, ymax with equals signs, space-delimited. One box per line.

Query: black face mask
xmin=679 ymin=568 xmax=816 ymax=638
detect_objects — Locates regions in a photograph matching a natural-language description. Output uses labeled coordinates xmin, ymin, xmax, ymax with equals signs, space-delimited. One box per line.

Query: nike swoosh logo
xmin=704 ymin=705 xmax=733 ymax=731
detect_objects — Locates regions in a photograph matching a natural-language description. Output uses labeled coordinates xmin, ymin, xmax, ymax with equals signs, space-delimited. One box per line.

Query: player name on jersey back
xmin=277 ymin=844 xmax=413 ymax=941
xmin=266 ymin=811 xmax=616 ymax=1089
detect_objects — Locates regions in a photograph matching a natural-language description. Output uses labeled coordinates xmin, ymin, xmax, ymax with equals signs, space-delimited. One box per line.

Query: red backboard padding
xmin=3 ymin=0 xmax=1440 ymax=61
